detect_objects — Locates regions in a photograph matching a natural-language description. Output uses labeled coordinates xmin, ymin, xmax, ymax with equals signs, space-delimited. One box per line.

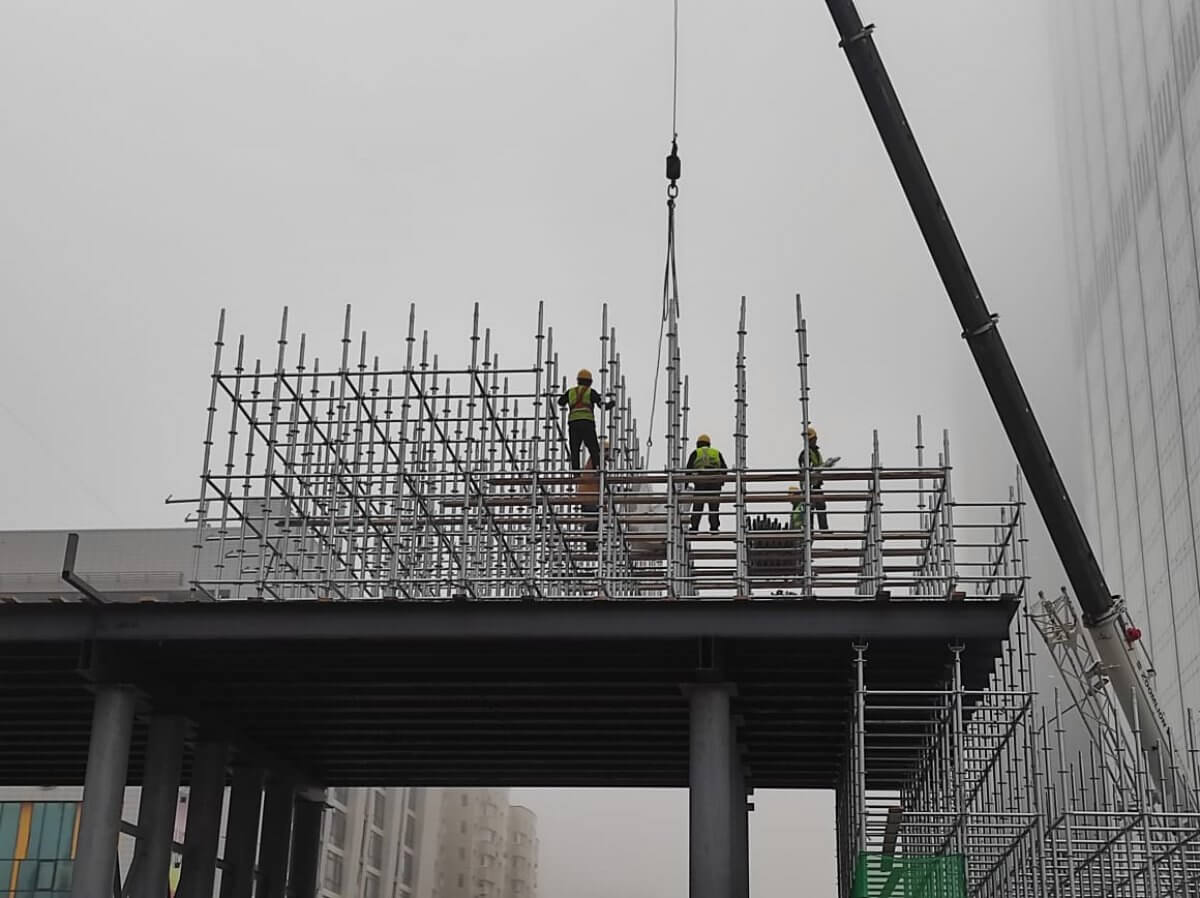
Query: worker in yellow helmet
xmin=686 ymin=434 xmax=728 ymax=532
xmin=558 ymin=368 xmax=615 ymax=470
xmin=799 ymin=425 xmax=839 ymax=532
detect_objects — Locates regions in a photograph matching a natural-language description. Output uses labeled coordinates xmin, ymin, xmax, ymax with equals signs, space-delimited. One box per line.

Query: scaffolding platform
xmin=183 ymin=302 xmax=1025 ymax=605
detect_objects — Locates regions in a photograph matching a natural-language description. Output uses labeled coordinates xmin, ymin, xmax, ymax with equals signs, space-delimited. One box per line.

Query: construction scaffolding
xmin=842 ymin=576 xmax=1200 ymax=897
xmin=186 ymin=301 xmax=1022 ymax=603
xmin=184 ymin=302 xmax=1200 ymax=896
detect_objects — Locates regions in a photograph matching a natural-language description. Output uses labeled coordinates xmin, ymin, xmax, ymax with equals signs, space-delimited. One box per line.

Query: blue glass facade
xmin=0 ymin=802 xmax=79 ymax=897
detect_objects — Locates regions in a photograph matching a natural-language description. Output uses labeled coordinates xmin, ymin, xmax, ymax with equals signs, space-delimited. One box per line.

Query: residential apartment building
xmin=504 ymin=805 xmax=537 ymax=898
xmin=1052 ymin=0 xmax=1200 ymax=738
xmin=428 ymin=789 xmax=538 ymax=898
xmin=319 ymin=788 xmax=429 ymax=898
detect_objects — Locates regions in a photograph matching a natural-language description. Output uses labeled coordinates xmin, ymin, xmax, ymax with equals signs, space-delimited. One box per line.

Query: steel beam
xmin=0 ymin=598 xmax=1018 ymax=642
xmin=220 ymin=766 xmax=265 ymax=898
xmin=686 ymin=683 xmax=734 ymax=898
xmin=177 ymin=739 xmax=229 ymax=898
xmin=126 ymin=714 xmax=187 ymax=898
xmin=71 ymin=685 xmax=136 ymax=898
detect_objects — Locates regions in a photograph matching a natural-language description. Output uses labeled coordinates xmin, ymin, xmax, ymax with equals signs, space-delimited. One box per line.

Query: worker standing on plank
xmin=686 ymin=434 xmax=727 ymax=533
xmin=558 ymin=368 xmax=615 ymax=471
xmin=800 ymin=426 xmax=839 ymax=532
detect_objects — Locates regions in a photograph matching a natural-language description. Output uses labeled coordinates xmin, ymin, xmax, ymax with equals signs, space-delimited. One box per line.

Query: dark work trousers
xmin=582 ymin=503 xmax=599 ymax=550
xmin=568 ymin=419 xmax=602 ymax=471
xmin=690 ymin=486 xmax=722 ymax=532
xmin=810 ymin=489 xmax=829 ymax=531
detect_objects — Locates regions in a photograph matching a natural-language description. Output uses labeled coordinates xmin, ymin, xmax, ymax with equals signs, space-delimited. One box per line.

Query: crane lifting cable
xmin=646 ymin=0 xmax=682 ymax=466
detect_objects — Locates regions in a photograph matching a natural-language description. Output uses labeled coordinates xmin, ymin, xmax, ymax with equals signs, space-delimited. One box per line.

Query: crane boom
xmin=822 ymin=0 xmax=1189 ymax=807
xmin=823 ymin=0 xmax=1112 ymax=626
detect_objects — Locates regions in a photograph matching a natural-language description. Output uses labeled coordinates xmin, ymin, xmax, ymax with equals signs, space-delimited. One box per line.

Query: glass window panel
xmin=0 ymin=804 xmax=20 ymax=857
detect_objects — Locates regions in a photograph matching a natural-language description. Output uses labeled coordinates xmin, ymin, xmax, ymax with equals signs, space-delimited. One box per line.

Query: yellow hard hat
xmin=806 ymin=426 xmax=818 ymax=439
xmin=697 ymin=433 xmax=711 ymax=446
xmin=577 ymin=368 xmax=592 ymax=382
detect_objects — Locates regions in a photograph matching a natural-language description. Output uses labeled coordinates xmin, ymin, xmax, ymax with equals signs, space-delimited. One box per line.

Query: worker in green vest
xmin=799 ymin=425 xmax=838 ymax=532
xmin=686 ymin=434 xmax=728 ymax=532
xmin=557 ymin=368 xmax=615 ymax=470
xmin=787 ymin=485 xmax=807 ymax=531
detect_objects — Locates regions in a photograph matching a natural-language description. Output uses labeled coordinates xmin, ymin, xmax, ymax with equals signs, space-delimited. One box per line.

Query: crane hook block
xmin=666 ymin=139 xmax=681 ymax=182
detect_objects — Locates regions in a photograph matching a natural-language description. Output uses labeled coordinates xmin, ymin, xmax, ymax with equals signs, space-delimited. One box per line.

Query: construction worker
xmin=799 ymin=426 xmax=839 ymax=532
xmin=577 ymin=454 xmax=600 ymax=551
xmin=787 ymin=485 xmax=807 ymax=531
xmin=558 ymin=368 xmax=615 ymax=471
xmin=686 ymin=434 xmax=727 ymax=532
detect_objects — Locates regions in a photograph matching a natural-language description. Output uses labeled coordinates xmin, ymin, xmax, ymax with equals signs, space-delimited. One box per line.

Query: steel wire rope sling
xmin=646 ymin=0 xmax=682 ymax=467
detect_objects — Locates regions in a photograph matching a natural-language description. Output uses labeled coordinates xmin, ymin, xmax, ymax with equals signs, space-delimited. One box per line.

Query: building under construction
xmin=6 ymin=0 xmax=1200 ymax=894
xmin=3 ymin=298 xmax=1200 ymax=898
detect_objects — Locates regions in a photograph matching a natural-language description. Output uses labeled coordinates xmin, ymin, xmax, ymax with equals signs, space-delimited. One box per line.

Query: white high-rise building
xmin=425 ymin=789 xmax=538 ymax=898
xmin=318 ymin=787 xmax=431 ymax=898
xmin=1052 ymin=0 xmax=1200 ymax=739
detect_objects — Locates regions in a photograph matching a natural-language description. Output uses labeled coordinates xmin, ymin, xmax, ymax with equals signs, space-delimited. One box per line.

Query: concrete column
xmin=126 ymin=714 xmax=187 ymax=898
xmin=686 ymin=683 xmax=734 ymax=898
xmin=258 ymin=780 xmax=295 ymax=898
xmin=220 ymin=766 xmax=265 ymax=898
xmin=730 ymin=746 xmax=749 ymax=898
xmin=71 ymin=685 xmax=136 ymax=898
xmin=287 ymin=794 xmax=325 ymax=898
xmin=176 ymin=739 xmax=230 ymax=898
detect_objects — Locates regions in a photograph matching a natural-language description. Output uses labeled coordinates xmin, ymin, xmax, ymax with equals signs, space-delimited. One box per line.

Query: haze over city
xmin=1 ymin=2 xmax=1114 ymax=896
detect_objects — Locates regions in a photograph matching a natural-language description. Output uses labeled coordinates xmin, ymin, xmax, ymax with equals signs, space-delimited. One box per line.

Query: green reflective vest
xmin=694 ymin=446 xmax=722 ymax=469
xmin=567 ymin=386 xmax=596 ymax=423
xmin=790 ymin=501 xmax=807 ymax=531
xmin=801 ymin=446 xmax=824 ymax=486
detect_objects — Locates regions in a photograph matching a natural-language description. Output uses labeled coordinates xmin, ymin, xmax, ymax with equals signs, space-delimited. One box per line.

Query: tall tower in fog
xmin=1052 ymin=0 xmax=1200 ymax=735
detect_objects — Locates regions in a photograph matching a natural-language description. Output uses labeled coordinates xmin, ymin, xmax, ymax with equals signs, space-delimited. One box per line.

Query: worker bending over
xmin=558 ymin=368 xmax=615 ymax=471
xmin=799 ymin=426 xmax=839 ymax=532
xmin=686 ymin=434 xmax=728 ymax=533
xmin=787 ymin=485 xmax=807 ymax=531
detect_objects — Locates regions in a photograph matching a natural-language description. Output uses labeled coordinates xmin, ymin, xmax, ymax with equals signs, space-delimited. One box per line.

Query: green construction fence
xmin=850 ymin=853 xmax=968 ymax=898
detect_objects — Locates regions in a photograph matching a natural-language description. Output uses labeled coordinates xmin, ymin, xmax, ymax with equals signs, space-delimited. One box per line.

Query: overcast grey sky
xmin=1 ymin=1 xmax=1078 ymax=895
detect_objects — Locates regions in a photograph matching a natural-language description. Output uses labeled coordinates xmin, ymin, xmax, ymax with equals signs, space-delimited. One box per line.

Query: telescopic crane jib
xmin=821 ymin=0 xmax=1189 ymax=808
